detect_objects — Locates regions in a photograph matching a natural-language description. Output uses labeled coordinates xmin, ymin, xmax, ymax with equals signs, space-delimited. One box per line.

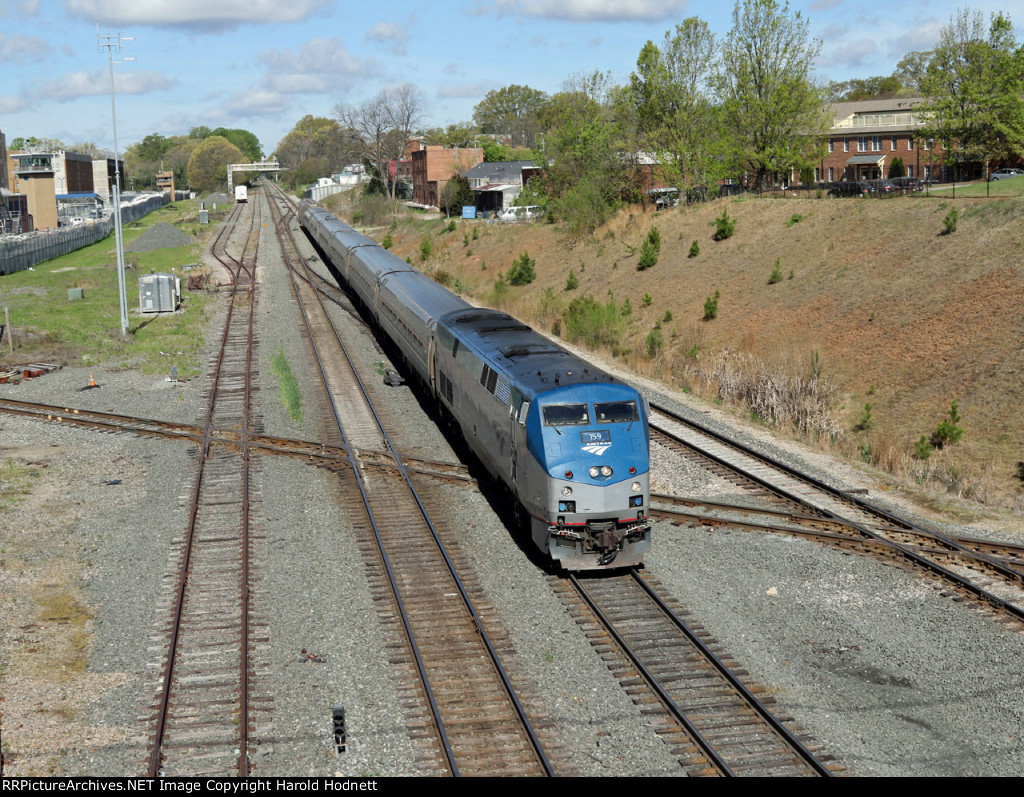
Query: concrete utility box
xmin=67 ymin=288 xmax=84 ymax=301
xmin=138 ymin=273 xmax=181 ymax=314
xmin=199 ymin=209 xmax=209 ymax=224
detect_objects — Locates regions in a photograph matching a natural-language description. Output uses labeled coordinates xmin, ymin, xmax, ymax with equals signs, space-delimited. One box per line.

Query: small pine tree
xmin=637 ymin=238 xmax=658 ymax=270
xmin=713 ymin=210 xmax=735 ymax=241
xmin=419 ymin=237 xmax=433 ymax=261
xmin=642 ymin=293 xmax=652 ymax=306
xmin=930 ymin=400 xmax=963 ymax=448
xmin=768 ymin=258 xmax=783 ymax=284
xmin=645 ymin=323 xmax=664 ymax=358
xmin=703 ymin=290 xmax=720 ymax=321
xmin=621 ymin=297 xmax=632 ymax=317
xmin=381 ymin=231 xmax=393 ymax=250
xmin=942 ymin=207 xmax=958 ymax=235
xmin=688 ymin=240 xmax=700 ymax=258
xmin=565 ymin=269 xmax=579 ymax=291
xmin=507 ymin=252 xmax=537 ymax=285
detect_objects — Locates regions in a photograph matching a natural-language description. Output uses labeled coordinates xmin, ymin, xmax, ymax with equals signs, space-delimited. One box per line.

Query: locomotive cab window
xmin=542 ymin=403 xmax=590 ymax=426
xmin=595 ymin=401 xmax=638 ymax=423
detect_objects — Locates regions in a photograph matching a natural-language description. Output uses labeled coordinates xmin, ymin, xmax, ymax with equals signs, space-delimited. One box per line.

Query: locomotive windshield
xmin=595 ymin=401 xmax=638 ymax=424
xmin=542 ymin=403 xmax=590 ymax=426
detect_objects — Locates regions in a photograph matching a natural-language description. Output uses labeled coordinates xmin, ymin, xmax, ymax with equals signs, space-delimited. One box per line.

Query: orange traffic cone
xmin=89 ymin=373 xmax=96 ymax=387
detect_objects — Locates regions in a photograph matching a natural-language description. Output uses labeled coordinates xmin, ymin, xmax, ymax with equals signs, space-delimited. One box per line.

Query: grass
xmin=0 ymin=199 xmax=217 ymax=377
xmin=272 ymin=348 xmax=303 ymax=423
xmin=925 ymin=177 xmax=1024 ymax=198
xmin=0 ymin=458 xmax=35 ymax=510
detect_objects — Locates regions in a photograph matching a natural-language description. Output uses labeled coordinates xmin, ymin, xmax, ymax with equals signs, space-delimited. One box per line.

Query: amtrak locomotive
xmin=299 ymin=202 xmax=651 ymax=570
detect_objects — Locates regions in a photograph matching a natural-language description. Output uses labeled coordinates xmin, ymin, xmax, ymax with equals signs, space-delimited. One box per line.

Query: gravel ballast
xmin=1 ymin=194 xmax=1022 ymax=777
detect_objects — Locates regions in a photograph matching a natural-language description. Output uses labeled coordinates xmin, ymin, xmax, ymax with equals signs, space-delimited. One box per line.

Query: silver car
xmin=989 ymin=168 xmax=1024 ymax=181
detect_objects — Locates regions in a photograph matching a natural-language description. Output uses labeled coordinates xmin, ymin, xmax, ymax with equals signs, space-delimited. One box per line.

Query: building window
xmin=891 ymin=136 xmax=898 ymax=151
xmin=828 ymin=166 xmax=834 ymax=181
xmin=908 ymin=138 xmax=914 ymax=151
xmin=907 ymin=165 xmax=914 ymax=177
xmin=843 ymin=138 xmax=849 ymax=153
xmin=872 ymin=136 xmax=882 ymax=152
xmin=924 ymin=138 xmax=932 ymax=151
xmin=814 ymin=167 xmax=820 ymax=182
xmin=828 ymin=140 xmax=834 ymax=153
xmin=858 ymin=136 xmax=867 ymax=152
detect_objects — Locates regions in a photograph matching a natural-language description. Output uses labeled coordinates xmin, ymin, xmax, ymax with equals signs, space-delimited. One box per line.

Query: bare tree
xmin=334 ymin=84 xmax=423 ymax=200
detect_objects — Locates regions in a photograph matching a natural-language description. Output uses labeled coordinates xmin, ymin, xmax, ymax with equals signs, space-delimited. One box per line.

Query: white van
xmin=500 ymin=205 xmax=541 ymax=223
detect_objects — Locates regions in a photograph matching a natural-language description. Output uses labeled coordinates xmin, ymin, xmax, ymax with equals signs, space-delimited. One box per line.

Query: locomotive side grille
xmin=439 ymin=371 xmax=454 ymax=404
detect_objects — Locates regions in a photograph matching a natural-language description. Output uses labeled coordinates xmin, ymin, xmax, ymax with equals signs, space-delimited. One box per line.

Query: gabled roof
xmin=464 ymin=160 xmax=535 ymax=180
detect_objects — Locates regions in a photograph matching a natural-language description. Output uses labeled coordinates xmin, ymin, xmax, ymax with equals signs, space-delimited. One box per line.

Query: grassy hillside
xmin=375 ymin=191 xmax=1024 ymax=514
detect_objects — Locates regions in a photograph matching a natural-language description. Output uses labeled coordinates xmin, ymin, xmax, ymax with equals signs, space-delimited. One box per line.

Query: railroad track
xmin=145 ymin=189 xmax=268 ymax=776
xmin=651 ymin=403 xmax=1024 ymax=625
xmin=555 ymin=569 xmax=837 ymax=776
xmin=267 ymin=184 xmax=561 ymax=775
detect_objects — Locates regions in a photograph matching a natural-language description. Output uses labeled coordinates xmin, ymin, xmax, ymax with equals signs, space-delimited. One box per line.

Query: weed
xmin=419 ymin=237 xmax=433 ymax=261
xmin=446 ymin=219 xmax=457 ymax=233
xmin=621 ymin=297 xmax=632 ymax=317
xmin=565 ymin=270 xmax=579 ymax=291
xmin=645 ymin=323 xmax=664 ymax=359
xmin=787 ymin=213 xmax=803 ymax=227
xmin=768 ymin=258 xmax=783 ymax=284
xmin=642 ymin=293 xmax=652 ymax=306
xmin=271 ymin=348 xmax=302 ymax=423
xmin=859 ymin=443 xmax=873 ymax=463
xmin=472 ymin=226 xmax=479 ymax=240
xmin=463 ymin=233 xmax=469 ymax=247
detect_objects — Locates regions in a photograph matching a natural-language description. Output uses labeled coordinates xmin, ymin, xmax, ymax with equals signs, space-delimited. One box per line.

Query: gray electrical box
xmin=199 ymin=209 xmax=209 ymax=224
xmin=138 ymin=273 xmax=181 ymax=313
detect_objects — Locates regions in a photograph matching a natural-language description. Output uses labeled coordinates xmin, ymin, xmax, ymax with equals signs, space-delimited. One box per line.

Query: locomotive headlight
xmin=601 ymin=465 xmax=613 ymax=477
xmin=589 ymin=466 xmax=600 ymax=478
xmin=631 ymin=481 xmax=642 ymax=492
xmin=561 ymin=486 xmax=573 ymax=496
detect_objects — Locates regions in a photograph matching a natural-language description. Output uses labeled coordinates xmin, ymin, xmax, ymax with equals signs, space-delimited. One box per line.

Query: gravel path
xmin=1 ymin=192 xmax=1022 ymax=777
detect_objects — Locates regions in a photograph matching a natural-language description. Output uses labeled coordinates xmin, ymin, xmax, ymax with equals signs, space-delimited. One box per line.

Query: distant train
xmin=298 ymin=202 xmax=651 ymax=570
xmin=235 ymin=185 xmax=248 ymax=203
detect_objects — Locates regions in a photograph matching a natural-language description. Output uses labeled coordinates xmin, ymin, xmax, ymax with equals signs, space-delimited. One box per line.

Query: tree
xmin=421 ymin=122 xmax=479 ymax=148
xmin=920 ymin=10 xmax=1024 ymax=180
xmin=440 ymin=174 xmax=474 ymax=218
xmin=275 ymin=115 xmax=358 ymax=189
xmin=187 ymin=136 xmax=245 ymax=194
xmin=716 ymin=0 xmax=829 ymax=190
xmin=631 ymin=18 xmax=723 ymax=194
xmin=211 ymin=128 xmax=263 ymax=162
xmin=473 ymin=85 xmax=548 ymax=148
xmin=335 ymin=84 xmax=424 ymax=200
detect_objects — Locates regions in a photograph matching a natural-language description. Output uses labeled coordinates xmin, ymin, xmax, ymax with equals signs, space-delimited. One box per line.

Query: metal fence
xmin=1 ymin=194 xmax=167 ymax=276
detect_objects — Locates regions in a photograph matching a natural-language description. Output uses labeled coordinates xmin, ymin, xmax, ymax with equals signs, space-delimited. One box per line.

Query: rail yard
xmin=1 ymin=185 xmax=1022 ymax=777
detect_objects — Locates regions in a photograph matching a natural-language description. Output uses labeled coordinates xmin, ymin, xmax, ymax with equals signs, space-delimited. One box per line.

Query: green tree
xmin=473 ymin=85 xmax=549 ymax=148
xmin=716 ymin=0 xmax=829 ymax=190
xmin=187 ymin=136 xmax=245 ymax=194
xmin=632 ymin=19 xmax=724 ymax=194
xmin=507 ymin=252 xmax=537 ymax=286
xmin=921 ymin=10 xmax=1024 ymax=181
xmin=888 ymin=156 xmax=905 ymax=178
xmin=211 ymin=128 xmax=263 ymax=162
xmin=440 ymin=174 xmax=474 ymax=218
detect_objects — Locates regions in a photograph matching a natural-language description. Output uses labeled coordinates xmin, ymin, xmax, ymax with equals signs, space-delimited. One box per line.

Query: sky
xmin=0 ymin=0 xmax=1019 ymax=160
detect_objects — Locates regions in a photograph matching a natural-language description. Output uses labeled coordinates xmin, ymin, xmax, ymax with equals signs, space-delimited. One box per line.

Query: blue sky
xmin=0 ymin=1 xmax=1018 ymax=159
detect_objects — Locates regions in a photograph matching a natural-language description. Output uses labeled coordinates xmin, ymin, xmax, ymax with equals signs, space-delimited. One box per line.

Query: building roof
xmin=464 ymin=160 xmax=535 ymax=180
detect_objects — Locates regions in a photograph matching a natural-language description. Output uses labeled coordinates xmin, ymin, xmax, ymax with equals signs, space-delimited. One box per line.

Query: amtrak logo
xmin=581 ymin=442 xmax=612 ymax=455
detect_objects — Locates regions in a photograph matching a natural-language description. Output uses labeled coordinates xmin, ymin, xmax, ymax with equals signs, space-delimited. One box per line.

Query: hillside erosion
xmin=375 ymin=194 xmax=1024 ymax=510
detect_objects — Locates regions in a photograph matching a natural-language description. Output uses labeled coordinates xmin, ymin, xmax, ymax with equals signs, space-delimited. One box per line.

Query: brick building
xmin=816 ymin=98 xmax=951 ymax=184
xmin=409 ymin=145 xmax=484 ymax=207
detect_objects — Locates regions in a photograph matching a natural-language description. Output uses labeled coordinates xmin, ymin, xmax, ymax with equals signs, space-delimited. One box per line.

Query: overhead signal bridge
xmin=227 ymin=161 xmax=283 ymax=190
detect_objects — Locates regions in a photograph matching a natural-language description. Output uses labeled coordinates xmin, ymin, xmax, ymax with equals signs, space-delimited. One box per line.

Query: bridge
xmin=226 ymin=162 xmax=283 ymax=191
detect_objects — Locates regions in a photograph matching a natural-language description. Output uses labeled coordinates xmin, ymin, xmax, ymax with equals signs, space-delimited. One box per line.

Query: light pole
xmin=98 ymin=27 xmax=134 ymax=336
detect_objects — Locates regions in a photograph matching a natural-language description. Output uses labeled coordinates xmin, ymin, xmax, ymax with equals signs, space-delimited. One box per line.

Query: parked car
xmin=499 ymin=205 xmax=542 ymax=222
xmin=826 ymin=181 xmax=873 ymax=198
xmin=988 ymin=168 xmax=1024 ymax=181
xmin=890 ymin=176 xmax=922 ymax=192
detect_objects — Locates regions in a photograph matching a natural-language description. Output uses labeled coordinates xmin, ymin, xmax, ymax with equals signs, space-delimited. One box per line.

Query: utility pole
xmin=98 ymin=27 xmax=134 ymax=336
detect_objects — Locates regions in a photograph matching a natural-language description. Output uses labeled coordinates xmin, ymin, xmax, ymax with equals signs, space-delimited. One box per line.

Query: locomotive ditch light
xmin=589 ymin=466 xmax=599 ymax=478
xmin=631 ymin=481 xmax=641 ymax=492
xmin=601 ymin=465 xmax=613 ymax=477
xmin=561 ymin=486 xmax=573 ymax=496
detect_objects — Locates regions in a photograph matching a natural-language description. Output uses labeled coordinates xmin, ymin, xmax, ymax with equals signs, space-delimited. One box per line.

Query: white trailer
xmin=235 ymin=185 xmax=248 ymax=203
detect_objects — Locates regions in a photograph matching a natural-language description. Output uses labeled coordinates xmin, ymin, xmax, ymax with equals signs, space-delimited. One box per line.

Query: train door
xmin=508 ymin=388 xmax=528 ymax=493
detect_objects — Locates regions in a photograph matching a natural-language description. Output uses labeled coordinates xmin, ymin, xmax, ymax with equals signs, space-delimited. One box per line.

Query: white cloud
xmin=257 ymin=38 xmax=374 ymax=95
xmin=222 ymin=89 xmax=292 ymax=117
xmin=469 ymin=0 xmax=688 ymax=22
xmin=437 ymin=80 xmax=493 ymax=99
xmin=0 ymin=33 xmax=49 ymax=62
xmin=65 ymin=0 xmax=331 ymax=31
xmin=888 ymin=19 xmax=943 ymax=56
xmin=0 ymin=0 xmax=41 ymax=17
xmin=0 ymin=93 xmax=30 ymax=113
xmin=36 ymin=69 xmax=177 ymax=101
xmin=365 ymin=18 xmax=414 ymax=56
xmin=816 ymin=38 xmax=878 ymax=69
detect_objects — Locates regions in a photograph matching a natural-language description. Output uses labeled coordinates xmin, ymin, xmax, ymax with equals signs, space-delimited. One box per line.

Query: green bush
xmin=446 ymin=219 xmax=457 ymax=233
xmin=930 ymin=400 xmax=963 ymax=448
xmin=644 ymin=323 xmax=664 ymax=359
xmin=713 ymin=210 xmax=735 ymax=241
xmin=703 ymin=290 xmax=720 ymax=321
xmin=563 ymin=293 xmax=626 ymax=349
xmin=942 ymin=207 xmax=958 ymax=235
xmin=381 ymin=231 xmax=393 ymax=250
xmin=663 ymin=310 xmax=673 ymax=323
xmin=507 ymin=252 xmax=537 ymax=286
xmin=768 ymin=258 xmax=783 ymax=284
xmin=620 ymin=297 xmax=632 ymax=317
xmin=854 ymin=402 xmax=874 ymax=432
xmin=419 ymin=237 xmax=433 ymax=261
xmin=786 ymin=213 xmax=803 ymax=227
xmin=642 ymin=293 xmax=652 ymax=306
xmin=914 ymin=435 xmax=933 ymax=460
xmin=565 ymin=270 xmax=579 ymax=291
xmin=688 ymin=240 xmax=699 ymax=258
xmin=637 ymin=226 xmax=661 ymax=271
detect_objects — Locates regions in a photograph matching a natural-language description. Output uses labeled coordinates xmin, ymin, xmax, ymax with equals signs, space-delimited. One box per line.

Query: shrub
xmin=565 ymin=270 xmax=579 ymax=291
xmin=620 ymin=297 xmax=632 ymax=317
xmin=507 ymin=252 xmax=537 ymax=286
xmin=641 ymin=293 xmax=652 ymax=306
xmin=888 ymin=156 xmax=905 ymax=179
xmin=463 ymin=233 xmax=469 ymax=247
xmin=472 ymin=226 xmax=479 ymax=240
xmin=688 ymin=240 xmax=700 ymax=258
xmin=637 ymin=238 xmax=658 ymax=270
xmin=703 ymin=290 xmax=720 ymax=321
xmin=768 ymin=258 xmax=783 ymax=284
xmin=647 ymin=226 xmax=661 ymax=251
xmin=663 ymin=310 xmax=673 ymax=323
xmin=930 ymin=400 xmax=963 ymax=448
xmin=942 ymin=207 xmax=958 ymax=235
xmin=446 ymin=219 xmax=457 ymax=233
xmin=854 ymin=402 xmax=874 ymax=432
xmin=381 ymin=231 xmax=393 ymax=250
xmin=563 ymin=293 xmax=626 ymax=349
xmin=419 ymin=237 xmax=433 ymax=261
xmin=786 ymin=213 xmax=803 ymax=227
xmin=645 ymin=323 xmax=664 ymax=359
xmin=713 ymin=209 xmax=735 ymax=241
xmin=914 ymin=435 xmax=933 ymax=460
